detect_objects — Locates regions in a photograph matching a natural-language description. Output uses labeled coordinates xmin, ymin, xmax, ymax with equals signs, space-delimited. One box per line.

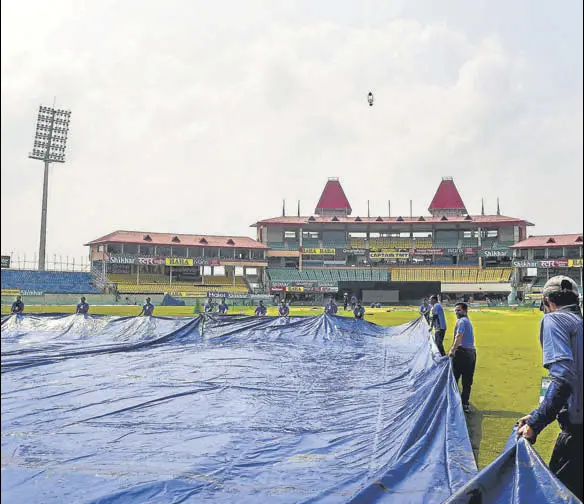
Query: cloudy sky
xmin=1 ymin=0 xmax=582 ymax=263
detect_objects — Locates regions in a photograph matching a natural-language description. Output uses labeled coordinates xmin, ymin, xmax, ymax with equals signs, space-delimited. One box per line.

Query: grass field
xmin=1 ymin=303 xmax=557 ymax=470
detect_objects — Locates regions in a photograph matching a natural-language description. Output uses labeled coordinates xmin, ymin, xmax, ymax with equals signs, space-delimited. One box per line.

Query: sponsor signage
xmin=370 ymin=252 xmax=410 ymax=259
xmin=287 ymin=286 xmax=305 ymax=292
xmin=514 ymin=259 xmax=578 ymax=268
xmin=207 ymin=291 xmax=230 ymax=298
xmin=1 ymin=255 xmax=10 ymax=268
xmin=165 ymin=257 xmax=194 ymax=267
xmin=109 ymin=254 xmax=137 ymax=264
xmin=314 ymin=286 xmax=339 ymax=293
xmin=301 ymin=248 xmax=335 ymax=255
xmin=1 ymin=289 xmax=20 ymax=296
xmin=512 ymin=260 xmax=537 ymax=268
xmin=413 ymin=248 xmax=444 ymax=256
xmin=444 ymin=248 xmax=476 ymax=256
xmin=481 ymin=249 xmax=510 ymax=258
xmin=323 ymin=260 xmax=346 ymax=266
xmin=138 ymin=256 xmax=166 ymax=265
xmin=342 ymin=248 xmax=367 ymax=255
xmin=539 ymin=259 xmax=569 ymax=268
xmin=270 ymin=286 xmax=286 ymax=293
xmin=21 ymin=289 xmax=43 ymax=296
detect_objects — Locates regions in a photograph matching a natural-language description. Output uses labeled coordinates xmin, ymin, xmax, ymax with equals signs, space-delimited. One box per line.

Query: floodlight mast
xmin=28 ymin=105 xmax=71 ymax=270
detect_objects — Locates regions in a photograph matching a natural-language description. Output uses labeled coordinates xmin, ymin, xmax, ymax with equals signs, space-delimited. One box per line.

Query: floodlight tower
xmin=28 ymin=105 xmax=72 ymax=270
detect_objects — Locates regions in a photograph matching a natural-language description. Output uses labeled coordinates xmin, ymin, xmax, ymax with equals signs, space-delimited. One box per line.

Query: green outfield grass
xmin=1 ymin=303 xmax=556 ymax=470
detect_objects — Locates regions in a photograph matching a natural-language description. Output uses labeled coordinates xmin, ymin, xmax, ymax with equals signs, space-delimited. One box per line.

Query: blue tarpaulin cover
xmin=0 ymin=314 xmax=577 ymax=503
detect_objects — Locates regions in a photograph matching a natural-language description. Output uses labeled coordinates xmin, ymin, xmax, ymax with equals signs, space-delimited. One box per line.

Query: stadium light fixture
xmin=28 ymin=105 xmax=72 ymax=271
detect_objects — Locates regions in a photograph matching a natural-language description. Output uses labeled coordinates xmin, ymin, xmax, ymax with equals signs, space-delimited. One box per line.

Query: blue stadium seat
xmin=0 ymin=270 xmax=100 ymax=294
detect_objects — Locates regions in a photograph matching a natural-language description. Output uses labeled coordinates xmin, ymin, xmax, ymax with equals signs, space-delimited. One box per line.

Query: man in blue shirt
xmin=76 ymin=297 xmax=90 ymax=315
xmin=204 ymin=298 xmax=215 ymax=313
xmin=254 ymin=300 xmax=267 ymax=316
xmin=430 ymin=295 xmax=447 ymax=356
xmin=325 ymin=298 xmax=338 ymax=315
xmin=516 ymin=276 xmax=583 ymax=500
xmin=419 ymin=298 xmax=431 ymax=324
xmin=278 ymin=300 xmax=290 ymax=318
xmin=138 ymin=297 xmax=155 ymax=316
xmin=11 ymin=295 xmax=24 ymax=316
xmin=353 ymin=300 xmax=365 ymax=320
xmin=448 ymin=302 xmax=476 ymax=413
xmin=217 ymin=298 xmax=229 ymax=314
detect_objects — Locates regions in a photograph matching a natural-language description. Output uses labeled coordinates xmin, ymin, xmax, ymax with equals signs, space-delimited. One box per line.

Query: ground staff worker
xmin=448 ymin=302 xmax=476 ymax=414
xmin=429 ymin=295 xmax=447 ymax=356
xmin=517 ymin=276 xmax=583 ymax=501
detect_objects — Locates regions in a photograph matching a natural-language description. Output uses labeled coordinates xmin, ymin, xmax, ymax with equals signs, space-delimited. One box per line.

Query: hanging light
xmin=367 ymin=92 xmax=374 ymax=106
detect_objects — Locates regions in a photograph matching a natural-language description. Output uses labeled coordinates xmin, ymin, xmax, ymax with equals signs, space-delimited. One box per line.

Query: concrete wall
xmin=441 ymin=283 xmax=512 ymax=293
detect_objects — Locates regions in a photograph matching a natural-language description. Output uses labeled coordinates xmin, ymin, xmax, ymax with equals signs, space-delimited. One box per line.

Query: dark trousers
xmin=549 ymin=425 xmax=583 ymax=501
xmin=452 ymin=347 xmax=476 ymax=406
xmin=434 ymin=329 xmax=446 ymax=356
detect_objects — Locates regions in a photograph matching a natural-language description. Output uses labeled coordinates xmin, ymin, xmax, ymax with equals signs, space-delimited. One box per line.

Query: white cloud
xmin=1 ymin=1 xmax=581 ymax=261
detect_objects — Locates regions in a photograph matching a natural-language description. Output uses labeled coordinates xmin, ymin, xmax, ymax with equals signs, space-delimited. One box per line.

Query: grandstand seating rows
xmin=268 ymin=268 xmax=388 ymax=283
xmin=1 ymin=270 xmax=99 ymax=294
xmin=107 ymin=274 xmax=249 ymax=295
xmin=267 ymin=238 xmax=511 ymax=251
xmin=389 ymin=267 xmax=512 ymax=283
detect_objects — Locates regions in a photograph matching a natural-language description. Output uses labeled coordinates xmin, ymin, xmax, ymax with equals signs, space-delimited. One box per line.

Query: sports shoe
xmin=463 ymin=404 xmax=471 ymax=413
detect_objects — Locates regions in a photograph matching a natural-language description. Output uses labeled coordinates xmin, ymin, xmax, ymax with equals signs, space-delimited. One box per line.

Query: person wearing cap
xmin=138 ymin=297 xmax=155 ymax=316
xmin=254 ymin=300 xmax=267 ymax=316
xmin=76 ymin=297 xmax=90 ymax=315
xmin=353 ymin=300 xmax=365 ymax=320
xmin=517 ymin=276 xmax=583 ymax=501
xmin=278 ymin=300 xmax=290 ymax=318
xmin=11 ymin=295 xmax=24 ymax=316
xmin=325 ymin=298 xmax=338 ymax=315
xmin=448 ymin=302 xmax=476 ymax=413
xmin=429 ymin=295 xmax=447 ymax=356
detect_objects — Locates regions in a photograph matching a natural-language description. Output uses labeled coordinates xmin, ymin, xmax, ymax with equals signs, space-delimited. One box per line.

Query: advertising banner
xmin=207 ymin=291 xmax=230 ymax=298
xmin=137 ymin=257 xmax=166 ymax=265
xmin=413 ymin=248 xmax=444 ymax=256
xmin=342 ymin=249 xmax=367 ymax=255
xmin=539 ymin=259 xmax=569 ymax=268
xmin=370 ymin=252 xmax=410 ymax=259
xmin=165 ymin=257 xmax=194 ymax=267
xmin=21 ymin=290 xmax=44 ymax=296
xmin=1 ymin=289 xmax=20 ymax=296
xmin=568 ymin=259 xmax=583 ymax=268
xmin=444 ymin=248 xmax=477 ymax=256
xmin=269 ymin=286 xmax=286 ymax=293
xmin=481 ymin=249 xmax=510 ymax=258
xmin=301 ymin=248 xmax=335 ymax=255
xmin=109 ymin=255 xmax=137 ymax=264
xmin=287 ymin=286 xmax=305 ymax=292
xmin=512 ymin=260 xmax=537 ymax=268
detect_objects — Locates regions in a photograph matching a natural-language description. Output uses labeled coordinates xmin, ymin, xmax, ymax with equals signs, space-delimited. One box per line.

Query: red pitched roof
xmin=428 ymin=177 xmax=467 ymax=212
xmin=85 ymin=230 xmax=268 ymax=249
xmin=315 ymin=178 xmax=352 ymax=214
xmin=509 ymin=233 xmax=583 ymax=248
